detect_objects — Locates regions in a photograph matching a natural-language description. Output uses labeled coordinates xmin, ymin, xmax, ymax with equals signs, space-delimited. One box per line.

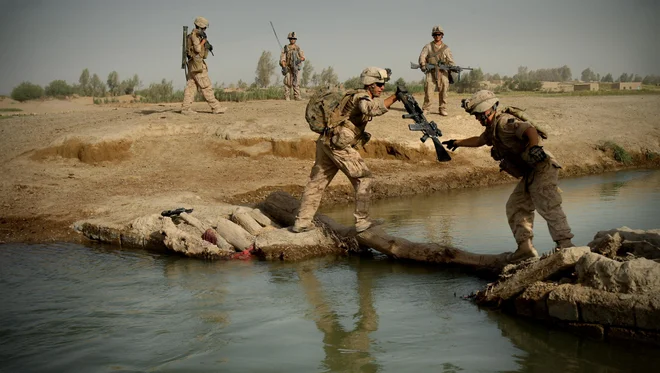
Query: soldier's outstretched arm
xmin=444 ymin=136 xmax=485 ymax=148
xmin=383 ymin=94 xmax=398 ymax=109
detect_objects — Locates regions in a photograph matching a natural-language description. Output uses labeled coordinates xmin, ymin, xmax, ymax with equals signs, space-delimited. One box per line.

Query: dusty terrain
xmin=1 ymin=93 xmax=659 ymax=244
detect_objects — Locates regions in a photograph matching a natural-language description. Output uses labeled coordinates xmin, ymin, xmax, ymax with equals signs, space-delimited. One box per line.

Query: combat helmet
xmin=432 ymin=25 xmax=444 ymax=35
xmin=194 ymin=16 xmax=209 ymax=28
xmin=287 ymin=32 xmax=297 ymax=40
xmin=360 ymin=67 xmax=391 ymax=85
xmin=462 ymin=90 xmax=499 ymax=114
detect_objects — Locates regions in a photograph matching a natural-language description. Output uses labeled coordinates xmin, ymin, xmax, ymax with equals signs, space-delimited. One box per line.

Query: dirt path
xmin=1 ymin=93 xmax=659 ymax=243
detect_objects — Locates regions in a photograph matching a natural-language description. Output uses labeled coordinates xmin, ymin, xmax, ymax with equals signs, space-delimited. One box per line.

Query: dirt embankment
xmin=1 ymin=93 xmax=659 ymax=244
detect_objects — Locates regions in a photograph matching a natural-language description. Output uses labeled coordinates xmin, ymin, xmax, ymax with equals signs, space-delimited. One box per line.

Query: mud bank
xmin=2 ymin=94 xmax=660 ymax=244
xmin=475 ymin=227 xmax=660 ymax=345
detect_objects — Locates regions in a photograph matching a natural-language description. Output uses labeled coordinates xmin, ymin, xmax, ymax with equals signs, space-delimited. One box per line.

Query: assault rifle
xmin=161 ymin=208 xmax=194 ymax=217
xmin=395 ymin=85 xmax=451 ymax=162
xmin=198 ymin=30 xmax=214 ymax=56
xmin=410 ymin=62 xmax=473 ymax=83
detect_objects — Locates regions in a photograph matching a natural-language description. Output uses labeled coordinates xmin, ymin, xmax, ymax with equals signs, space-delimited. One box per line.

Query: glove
xmin=420 ymin=65 xmax=427 ymax=73
xmin=442 ymin=139 xmax=459 ymax=151
xmin=526 ymin=145 xmax=547 ymax=164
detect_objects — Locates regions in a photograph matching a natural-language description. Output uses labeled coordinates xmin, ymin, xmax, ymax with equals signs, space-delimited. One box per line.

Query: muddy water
xmin=1 ymin=170 xmax=659 ymax=372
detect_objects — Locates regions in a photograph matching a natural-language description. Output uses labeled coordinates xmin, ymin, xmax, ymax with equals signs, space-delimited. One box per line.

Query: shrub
xmin=600 ymin=141 xmax=632 ymax=164
xmin=215 ymin=87 xmax=283 ymax=102
xmin=45 ymin=80 xmax=74 ymax=97
xmin=11 ymin=82 xmax=44 ymax=102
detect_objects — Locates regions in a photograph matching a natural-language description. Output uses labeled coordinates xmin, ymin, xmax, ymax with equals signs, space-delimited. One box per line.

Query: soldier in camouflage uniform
xmin=181 ymin=16 xmax=227 ymax=115
xmin=418 ymin=25 xmax=454 ymax=116
xmin=280 ymin=32 xmax=306 ymax=101
xmin=442 ymin=90 xmax=575 ymax=261
xmin=291 ymin=67 xmax=399 ymax=233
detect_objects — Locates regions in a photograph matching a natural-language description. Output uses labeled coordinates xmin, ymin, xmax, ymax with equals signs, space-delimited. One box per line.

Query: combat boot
xmin=212 ymin=106 xmax=228 ymax=114
xmin=181 ymin=109 xmax=197 ymax=115
xmin=439 ymin=108 xmax=448 ymax=116
xmin=355 ymin=218 xmax=385 ymax=233
xmin=508 ymin=239 xmax=539 ymax=263
xmin=555 ymin=239 xmax=575 ymax=249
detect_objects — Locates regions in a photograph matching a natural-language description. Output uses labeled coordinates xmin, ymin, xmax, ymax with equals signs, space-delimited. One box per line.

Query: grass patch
xmin=0 ymin=108 xmax=23 ymax=112
xmin=215 ymin=87 xmax=284 ymax=102
xmin=599 ymin=141 xmax=633 ymax=164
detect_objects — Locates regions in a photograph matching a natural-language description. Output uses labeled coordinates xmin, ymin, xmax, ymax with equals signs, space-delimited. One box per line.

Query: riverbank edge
xmin=1 ymin=153 xmax=659 ymax=245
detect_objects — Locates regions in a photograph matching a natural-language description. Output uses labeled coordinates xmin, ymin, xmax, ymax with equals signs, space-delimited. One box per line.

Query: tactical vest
xmin=283 ymin=45 xmax=300 ymax=68
xmin=489 ymin=113 xmax=534 ymax=178
xmin=426 ymin=42 xmax=449 ymax=65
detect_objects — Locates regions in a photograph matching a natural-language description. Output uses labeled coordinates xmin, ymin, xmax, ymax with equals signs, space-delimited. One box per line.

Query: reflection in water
xmin=490 ymin=311 xmax=660 ymax=372
xmin=297 ymin=260 xmax=380 ymax=372
xmin=598 ymin=181 xmax=627 ymax=200
xmin=2 ymin=171 xmax=660 ymax=373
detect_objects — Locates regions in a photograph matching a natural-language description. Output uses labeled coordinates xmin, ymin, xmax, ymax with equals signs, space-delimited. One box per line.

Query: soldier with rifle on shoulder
xmin=280 ymin=32 xmax=306 ymax=101
xmin=181 ymin=16 xmax=227 ymax=115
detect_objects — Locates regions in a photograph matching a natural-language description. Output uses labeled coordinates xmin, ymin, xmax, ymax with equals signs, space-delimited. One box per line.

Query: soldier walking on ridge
xmin=280 ymin=32 xmax=306 ymax=101
xmin=418 ymin=25 xmax=454 ymax=116
xmin=181 ymin=16 xmax=227 ymax=115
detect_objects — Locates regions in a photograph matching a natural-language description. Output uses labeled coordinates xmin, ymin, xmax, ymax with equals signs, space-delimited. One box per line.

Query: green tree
xmin=78 ymin=68 xmax=91 ymax=96
xmin=106 ymin=71 xmax=120 ymax=95
xmin=45 ymin=80 xmax=74 ymax=97
xmin=601 ymin=73 xmax=613 ymax=82
xmin=301 ymin=60 xmax=314 ymax=87
xmin=318 ymin=66 xmax=339 ymax=86
xmin=255 ymin=51 xmax=276 ymax=88
xmin=559 ymin=65 xmax=572 ymax=82
xmin=633 ymin=74 xmax=643 ymax=82
xmin=617 ymin=73 xmax=629 ymax=82
xmin=581 ymin=68 xmax=594 ymax=82
xmin=343 ymin=76 xmax=361 ymax=89
xmin=90 ymin=73 xmax=106 ymax=97
xmin=237 ymin=79 xmax=248 ymax=90
xmin=311 ymin=73 xmax=320 ymax=86
xmin=11 ymin=82 xmax=44 ymax=102
xmin=491 ymin=73 xmax=501 ymax=81
xmin=120 ymin=74 xmax=141 ymax=95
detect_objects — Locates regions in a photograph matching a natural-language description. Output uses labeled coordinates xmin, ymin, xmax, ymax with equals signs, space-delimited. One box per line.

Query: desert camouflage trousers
xmin=423 ymin=70 xmax=449 ymax=112
xmin=284 ymin=69 xmax=301 ymax=100
xmin=181 ymin=69 xmax=222 ymax=111
xmin=506 ymin=159 xmax=574 ymax=245
xmin=295 ymin=137 xmax=373 ymax=228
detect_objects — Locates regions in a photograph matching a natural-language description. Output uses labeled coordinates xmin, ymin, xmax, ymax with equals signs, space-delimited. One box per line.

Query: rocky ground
xmin=1 ymin=93 xmax=659 ymax=244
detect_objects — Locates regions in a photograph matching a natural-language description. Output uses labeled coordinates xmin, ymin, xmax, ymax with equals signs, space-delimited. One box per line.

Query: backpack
xmin=305 ymin=88 xmax=356 ymax=134
xmin=502 ymin=106 xmax=548 ymax=139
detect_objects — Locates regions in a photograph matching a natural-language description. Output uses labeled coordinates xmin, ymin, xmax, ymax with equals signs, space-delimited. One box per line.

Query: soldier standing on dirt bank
xmin=290 ymin=67 xmax=398 ymax=233
xmin=181 ymin=16 xmax=227 ymax=115
xmin=280 ymin=32 xmax=306 ymax=101
xmin=418 ymin=25 xmax=454 ymax=116
xmin=442 ymin=90 xmax=575 ymax=261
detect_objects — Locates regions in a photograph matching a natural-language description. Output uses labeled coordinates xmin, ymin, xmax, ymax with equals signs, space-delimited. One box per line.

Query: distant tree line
xmin=9 ymin=59 xmax=660 ymax=103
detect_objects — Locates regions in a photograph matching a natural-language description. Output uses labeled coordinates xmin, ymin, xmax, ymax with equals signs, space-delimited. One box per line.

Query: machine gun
xmin=395 ymin=85 xmax=451 ymax=162
xmin=198 ymin=30 xmax=214 ymax=56
xmin=161 ymin=208 xmax=194 ymax=217
xmin=410 ymin=62 xmax=473 ymax=83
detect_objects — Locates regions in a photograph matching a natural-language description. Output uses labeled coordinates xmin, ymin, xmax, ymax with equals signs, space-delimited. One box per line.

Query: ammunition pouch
xmin=188 ymin=56 xmax=205 ymax=74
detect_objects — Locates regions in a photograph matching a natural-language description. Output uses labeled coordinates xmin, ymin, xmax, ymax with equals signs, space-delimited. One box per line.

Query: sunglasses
xmin=375 ymin=82 xmax=385 ymax=87
xmin=433 ymin=33 xmax=443 ymax=37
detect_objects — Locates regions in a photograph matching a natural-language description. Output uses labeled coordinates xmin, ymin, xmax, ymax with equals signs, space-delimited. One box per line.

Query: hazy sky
xmin=0 ymin=0 xmax=658 ymax=94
